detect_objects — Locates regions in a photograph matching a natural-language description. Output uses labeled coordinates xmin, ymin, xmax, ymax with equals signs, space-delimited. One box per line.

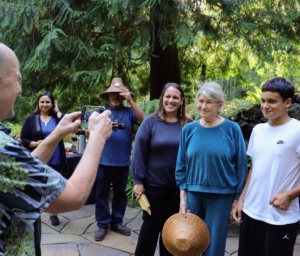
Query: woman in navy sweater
xmin=176 ymin=82 xmax=248 ymax=256
xmin=132 ymin=83 xmax=192 ymax=256
xmin=21 ymin=91 xmax=65 ymax=226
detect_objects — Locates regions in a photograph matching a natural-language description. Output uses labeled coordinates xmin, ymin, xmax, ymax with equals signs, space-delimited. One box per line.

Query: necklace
xmin=108 ymin=106 xmax=123 ymax=123
xmin=40 ymin=115 xmax=51 ymax=126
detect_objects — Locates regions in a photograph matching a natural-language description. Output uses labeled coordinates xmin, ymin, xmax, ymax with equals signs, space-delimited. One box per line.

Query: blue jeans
xmin=95 ymin=165 xmax=129 ymax=229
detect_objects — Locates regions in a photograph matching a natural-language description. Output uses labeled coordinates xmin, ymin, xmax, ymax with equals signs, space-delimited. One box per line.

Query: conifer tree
xmin=1 ymin=0 xmax=300 ymax=114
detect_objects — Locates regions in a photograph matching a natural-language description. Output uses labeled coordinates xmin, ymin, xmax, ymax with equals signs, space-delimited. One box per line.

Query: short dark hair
xmin=262 ymin=77 xmax=294 ymax=102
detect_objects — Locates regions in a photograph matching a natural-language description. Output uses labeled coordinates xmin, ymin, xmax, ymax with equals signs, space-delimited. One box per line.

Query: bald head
xmin=0 ymin=43 xmax=17 ymax=79
xmin=0 ymin=43 xmax=22 ymax=121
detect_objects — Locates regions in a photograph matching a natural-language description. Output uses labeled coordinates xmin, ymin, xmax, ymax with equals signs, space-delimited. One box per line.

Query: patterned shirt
xmin=0 ymin=123 xmax=67 ymax=255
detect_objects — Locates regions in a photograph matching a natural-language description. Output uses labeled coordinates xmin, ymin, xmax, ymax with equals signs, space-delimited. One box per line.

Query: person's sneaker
xmin=110 ymin=225 xmax=131 ymax=236
xmin=50 ymin=215 xmax=59 ymax=226
xmin=94 ymin=227 xmax=107 ymax=241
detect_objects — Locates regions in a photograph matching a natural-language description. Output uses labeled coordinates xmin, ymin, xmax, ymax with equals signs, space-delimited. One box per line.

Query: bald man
xmin=0 ymin=43 xmax=112 ymax=255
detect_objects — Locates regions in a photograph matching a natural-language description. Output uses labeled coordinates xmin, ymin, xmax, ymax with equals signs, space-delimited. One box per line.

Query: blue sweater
xmin=176 ymin=119 xmax=247 ymax=200
xmin=132 ymin=115 xmax=183 ymax=188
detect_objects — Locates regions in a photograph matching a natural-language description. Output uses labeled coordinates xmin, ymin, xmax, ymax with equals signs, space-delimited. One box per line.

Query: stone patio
xmin=41 ymin=203 xmax=300 ymax=255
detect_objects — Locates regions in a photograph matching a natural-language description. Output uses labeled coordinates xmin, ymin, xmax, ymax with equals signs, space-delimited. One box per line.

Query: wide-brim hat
xmin=162 ymin=213 xmax=210 ymax=256
xmin=100 ymin=77 xmax=134 ymax=100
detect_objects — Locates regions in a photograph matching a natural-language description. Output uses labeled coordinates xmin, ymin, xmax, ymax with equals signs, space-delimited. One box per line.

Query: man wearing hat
xmin=94 ymin=78 xmax=145 ymax=241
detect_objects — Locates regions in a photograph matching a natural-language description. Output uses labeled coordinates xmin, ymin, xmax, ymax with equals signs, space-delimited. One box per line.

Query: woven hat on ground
xmin=100 ymin=77 xmax=134 ymax=100
xmin=162 ymin=213 xmax=210 ymax=256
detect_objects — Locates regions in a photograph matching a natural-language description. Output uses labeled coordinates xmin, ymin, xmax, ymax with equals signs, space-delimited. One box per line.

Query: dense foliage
xmin=1 ymin=0 xmax=300 ymax=125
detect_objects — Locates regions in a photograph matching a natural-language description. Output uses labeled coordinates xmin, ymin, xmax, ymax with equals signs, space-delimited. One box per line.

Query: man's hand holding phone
xmin=81 ymin=105 xmax=106 ymax=123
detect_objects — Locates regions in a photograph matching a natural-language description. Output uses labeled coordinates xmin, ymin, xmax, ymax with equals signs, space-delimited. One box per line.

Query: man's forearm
xmin=44 ymin=110 xmax=112 ymax=213
xmin=284 ymin=185 xmax=300 ymax=200
xmin=31 ymin=130 xmax=62 ymax=163
xmin=237 ymin=168 xmax=252 ymax=202
xmin=127 ymin=99 xmax=145 ymax=123
xmin=68 ymin=134 xmax=105 ymax=200
xmin=45 ymin=134 xmax=106 ymax=213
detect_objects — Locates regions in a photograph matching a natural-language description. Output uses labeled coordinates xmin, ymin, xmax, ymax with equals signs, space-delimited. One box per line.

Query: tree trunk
xmin=149 ymin=0 xmax=181 ymax=100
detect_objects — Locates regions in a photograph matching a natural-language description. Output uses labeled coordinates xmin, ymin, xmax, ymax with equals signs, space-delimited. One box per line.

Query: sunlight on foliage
xmin=222 ymin=99 xmax=256 ymax=121
xmin=245 ymin=85 xmax=262 ymax=104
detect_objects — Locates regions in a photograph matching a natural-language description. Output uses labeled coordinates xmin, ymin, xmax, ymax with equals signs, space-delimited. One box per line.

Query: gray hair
xmin=195 ymin=81 xmax=225 ymax=104
xmin=0 ymin=43 xmax=15 ymax=79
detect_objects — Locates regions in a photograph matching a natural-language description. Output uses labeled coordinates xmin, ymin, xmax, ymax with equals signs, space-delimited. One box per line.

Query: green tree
xmin=1 ymin=0 xmax=300 ymax=120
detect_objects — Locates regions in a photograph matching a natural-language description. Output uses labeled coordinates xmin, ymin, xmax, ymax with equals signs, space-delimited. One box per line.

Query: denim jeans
xmin=95 ymin=165 xmax=129 ymax=229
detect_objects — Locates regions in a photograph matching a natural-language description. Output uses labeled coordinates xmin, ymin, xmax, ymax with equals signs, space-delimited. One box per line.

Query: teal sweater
xmin=176 ymin=119 xmax=247 ymax=200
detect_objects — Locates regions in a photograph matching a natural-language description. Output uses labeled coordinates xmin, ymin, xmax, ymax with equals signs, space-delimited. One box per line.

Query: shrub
xmin=2 ymin=121 xmax=22 ymax=136
xmin=222 ymin=99 xmax=256 ymax=121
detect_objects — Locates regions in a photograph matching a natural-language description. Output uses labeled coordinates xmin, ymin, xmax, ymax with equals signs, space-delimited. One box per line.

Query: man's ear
xmin=286 ymin=98 xmax=292 ymax=108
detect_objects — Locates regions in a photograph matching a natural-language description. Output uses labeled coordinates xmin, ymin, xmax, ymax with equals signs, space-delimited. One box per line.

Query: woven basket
xmin=162 ymin=213 xmax=210 ymax=256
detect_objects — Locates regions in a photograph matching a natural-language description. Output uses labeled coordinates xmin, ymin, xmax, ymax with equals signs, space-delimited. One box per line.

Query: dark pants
xmin=34 ymin=217 xmax=41 ymax=256
xmin=95 ymin=165 xmax=129 ymax=229
xmin=135 ymin=185 xmax=180 ymax=256
xmin=239 ymin=212 xmax=298 ymax=256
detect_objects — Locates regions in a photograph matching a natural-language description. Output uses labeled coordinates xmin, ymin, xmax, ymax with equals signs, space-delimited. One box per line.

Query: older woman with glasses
xmin=176 ymin=81 xmax=248 ymax=256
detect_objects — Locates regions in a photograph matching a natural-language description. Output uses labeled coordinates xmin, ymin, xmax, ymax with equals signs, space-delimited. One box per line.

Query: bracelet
xmin=33 ymin=142 xmax=36 ymax=148
xmin=56 ymin=110 xmax=61 ymax=113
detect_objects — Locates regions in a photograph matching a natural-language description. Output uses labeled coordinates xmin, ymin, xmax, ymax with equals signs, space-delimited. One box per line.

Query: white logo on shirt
xmin=282 ymin=234 xmax=289 ymax=239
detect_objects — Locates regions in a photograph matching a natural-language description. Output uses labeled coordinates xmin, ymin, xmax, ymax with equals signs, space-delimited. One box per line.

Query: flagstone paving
xmin=41 ymin=202 xmax=300 ymax=255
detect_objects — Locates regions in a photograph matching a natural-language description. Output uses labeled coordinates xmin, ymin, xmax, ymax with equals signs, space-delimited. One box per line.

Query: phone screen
xmin=81 ymin=105 xmax=105 ymax=122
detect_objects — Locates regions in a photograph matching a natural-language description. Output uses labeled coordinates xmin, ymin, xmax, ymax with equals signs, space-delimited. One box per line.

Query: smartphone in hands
xmin=81 ymin=105 xmax=105 ymax=123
